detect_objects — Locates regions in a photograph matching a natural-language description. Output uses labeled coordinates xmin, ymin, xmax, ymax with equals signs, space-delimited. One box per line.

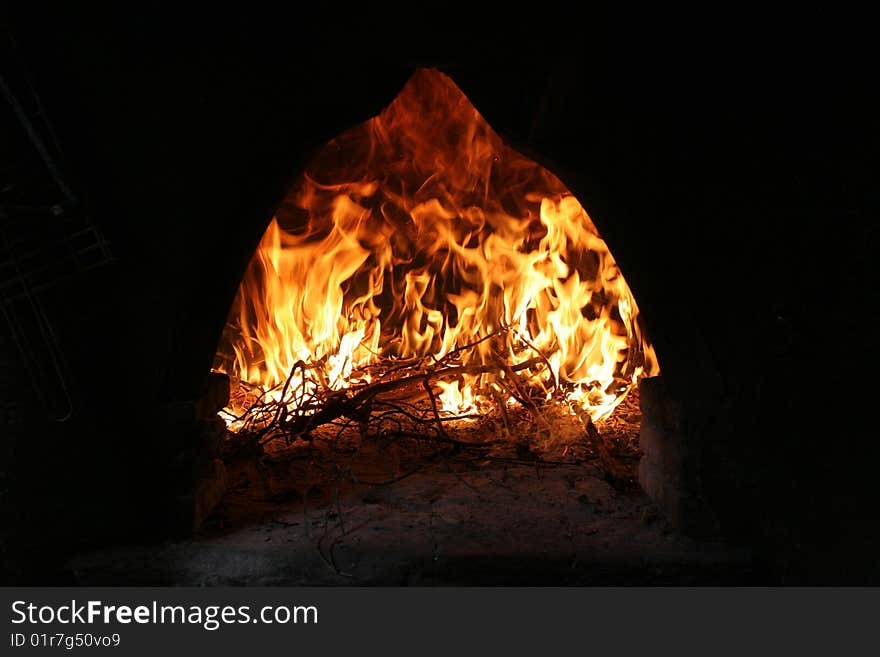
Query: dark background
xmin=1 ymin=8 xmax=877 ymax=583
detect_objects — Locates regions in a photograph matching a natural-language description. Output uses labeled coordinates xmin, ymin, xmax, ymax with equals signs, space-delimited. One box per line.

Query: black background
xmin=1 ymin=7 xmax=877 ymax=583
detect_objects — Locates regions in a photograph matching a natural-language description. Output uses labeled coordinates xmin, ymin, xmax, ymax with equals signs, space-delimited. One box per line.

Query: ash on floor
xmin=69 ymin=412 xmax=753 ymax=584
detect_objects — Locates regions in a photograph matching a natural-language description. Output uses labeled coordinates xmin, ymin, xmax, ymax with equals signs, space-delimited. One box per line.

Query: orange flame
xmin=213 ymin=69 xmax=658 ymax=429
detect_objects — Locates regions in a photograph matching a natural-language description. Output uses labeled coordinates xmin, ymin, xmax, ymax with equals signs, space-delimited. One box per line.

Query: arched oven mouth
xmin=209 ymin=67 xmax=657 ymax=473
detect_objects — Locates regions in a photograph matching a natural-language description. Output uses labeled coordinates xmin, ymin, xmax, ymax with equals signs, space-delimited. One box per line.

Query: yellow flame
xmin=214 ymin=68 xmax=658 ymax=429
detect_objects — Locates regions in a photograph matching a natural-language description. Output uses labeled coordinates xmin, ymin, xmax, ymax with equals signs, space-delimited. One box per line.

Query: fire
xmin=213 ymin=69 xmax=658 ymax=431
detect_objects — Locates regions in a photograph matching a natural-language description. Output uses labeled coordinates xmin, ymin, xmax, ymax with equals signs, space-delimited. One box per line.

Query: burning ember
xmin=213 ymin=69 xmax=658 ymax=438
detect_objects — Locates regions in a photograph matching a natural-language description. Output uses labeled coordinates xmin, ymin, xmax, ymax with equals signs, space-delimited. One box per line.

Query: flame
xmin=214 ymin=69 xmax=658 ymax=430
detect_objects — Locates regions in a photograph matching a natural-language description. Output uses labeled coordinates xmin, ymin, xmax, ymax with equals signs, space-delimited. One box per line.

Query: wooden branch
xmin=281 ymin=356 xmax=544 ymax=438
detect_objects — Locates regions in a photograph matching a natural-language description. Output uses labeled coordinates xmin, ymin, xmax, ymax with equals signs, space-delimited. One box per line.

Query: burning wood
xmin=218 ymin=324 xmax=641 ymax=494
xmin=222 ymin=327 xmax=547 ymax=443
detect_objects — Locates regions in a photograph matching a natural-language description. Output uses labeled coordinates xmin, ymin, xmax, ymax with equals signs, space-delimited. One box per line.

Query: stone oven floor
xmin=68 ymin=437 xmax=754 ymax=585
